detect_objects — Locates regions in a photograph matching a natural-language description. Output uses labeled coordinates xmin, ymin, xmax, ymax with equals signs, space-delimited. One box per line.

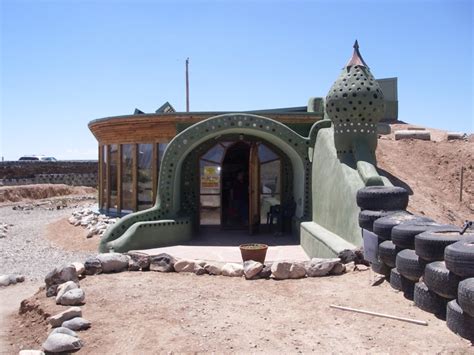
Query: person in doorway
xmin=231 ymin=171 xmax=248 ymax=225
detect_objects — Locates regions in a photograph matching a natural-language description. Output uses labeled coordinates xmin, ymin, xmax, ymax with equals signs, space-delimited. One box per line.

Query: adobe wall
xmin=0 ymin=161 xmax=98 ymax=187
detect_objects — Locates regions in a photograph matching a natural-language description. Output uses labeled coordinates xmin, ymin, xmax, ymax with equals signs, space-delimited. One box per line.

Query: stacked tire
xmin=356 ymin=185 xmax=474 ymax=341
xmin=444 ymin=237 xmax=474 ymax=341
xmin=357 ymin=186 xmax=410 ymax=279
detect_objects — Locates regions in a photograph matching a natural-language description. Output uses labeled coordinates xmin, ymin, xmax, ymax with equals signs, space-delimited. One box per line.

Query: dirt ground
xmin=5 ymin=271 xmax=473 ymax=354
xmin=377 ymin=124 xmax=473 ymax=225
xmin=0 ymin=184 xmax=96 ymax=204
xmin=45 ymin=217 xmax=98 ymax=253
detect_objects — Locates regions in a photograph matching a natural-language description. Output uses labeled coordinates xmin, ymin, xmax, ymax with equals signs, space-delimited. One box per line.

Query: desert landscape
xmin=0 ymin=125 xmax=473 ymax=353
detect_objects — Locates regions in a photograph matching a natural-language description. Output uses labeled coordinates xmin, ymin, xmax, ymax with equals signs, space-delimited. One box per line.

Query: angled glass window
xmin=258 ymin=143 xmax=278 ymax=163
xmin=201 ymin=144 xmax=225 ymax=163
xmin=138 ymin=143 xmax=153 ymax=210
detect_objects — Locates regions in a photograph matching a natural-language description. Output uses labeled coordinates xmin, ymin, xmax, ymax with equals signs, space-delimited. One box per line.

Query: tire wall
xmin=311 ymin=128 xmax=391 ymax=247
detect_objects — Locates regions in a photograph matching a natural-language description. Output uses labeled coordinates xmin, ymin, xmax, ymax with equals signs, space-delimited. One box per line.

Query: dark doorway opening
xmin=222 ymin=142 xmax=250 ymax=229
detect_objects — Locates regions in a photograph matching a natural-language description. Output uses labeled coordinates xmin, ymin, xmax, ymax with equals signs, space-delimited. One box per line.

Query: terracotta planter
xmin=239 ymin=243 xmax=268 ymax=264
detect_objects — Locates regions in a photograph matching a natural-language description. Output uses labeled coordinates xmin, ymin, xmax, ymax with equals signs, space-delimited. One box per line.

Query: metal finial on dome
xmin=346 ymin=40 xmax=368 ymax=68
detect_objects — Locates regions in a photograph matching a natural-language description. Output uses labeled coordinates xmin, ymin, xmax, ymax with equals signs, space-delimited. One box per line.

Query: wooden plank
xmin=117 ymin=144 xmax=122 ymax=214
xmin=98 ymin=145 xmax=102 ymax=209
xmin=105 ymin=145 xmax=110 ymax=211
xmin=152 ymin=143 xmax=158 ymax=203
xmin=132 ymin=144 xmax=138 ymax=211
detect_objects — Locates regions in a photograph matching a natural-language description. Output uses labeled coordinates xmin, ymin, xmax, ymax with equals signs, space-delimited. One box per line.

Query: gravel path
xmin=0 ymin=204 xmax=94 ymax=281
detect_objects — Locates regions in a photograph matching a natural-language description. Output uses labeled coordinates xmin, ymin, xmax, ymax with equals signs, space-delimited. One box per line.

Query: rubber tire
xmin=358 ymin=210 xmax=401 ymax=232
xmin=445 ymin=237 xmax=474 ymax=278
xmin=371 ymin=258 xmax=391 ymax=277
xmin=373 ymin=212 xmax=433 ymax=241
xmin=414 ymin=282 xmax=447 ymax=318
xmin=378 ymin=240 xmax=400 ymax=268
xmin=391 ymin=223 xmax=457 ymax=249
xmin=395 ymin=249 xmax=426 ymax=282
xmin=415 ymin=229 xmax=469 ymax=262
xmin=458 ymin=278 xmax=474 ymax=317
xmin=356 ymin=186 xmax=409 ymax=211
xmin=423 ymin=261 xmax=461 ymax=299
xmin=446 ymin=300 xmax=474 ymax=342
xmin=390 ymin=268 xmax=415 ymax=300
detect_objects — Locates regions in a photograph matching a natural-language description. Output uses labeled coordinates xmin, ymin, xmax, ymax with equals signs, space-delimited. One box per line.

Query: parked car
xmin=19 ymin=155 xmax=57 ymax=161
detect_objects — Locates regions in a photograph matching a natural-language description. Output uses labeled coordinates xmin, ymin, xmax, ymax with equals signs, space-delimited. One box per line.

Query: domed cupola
xmin=325 ymin=41 xmax=385 ymax=155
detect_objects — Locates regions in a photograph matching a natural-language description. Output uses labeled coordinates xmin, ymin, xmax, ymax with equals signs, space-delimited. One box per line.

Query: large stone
xmin=44 ymin=266 xmax=79 ymax=297
xmin=50 ymin=327 xmax=78 ymax=338
xmin=204 ymin=262 xmax=223 ymax=275
xmin=71 ymin=262 xmax=85 ymax=277
xmin=271 ymin=262 xmax=292 ymax=280
xmin=221 ymin=263 xmax=244 ymax=277
xmin=149 ymin=253 xmax=176 ymax=272
xmin=48 ymin=307 xmax=82 ymax=328
xmin=128 ymin=259 xmax=141 ymax=271
xmin=305 ymin=258 xmax=341 ymax=277
xmin=61 ymin=317 xmax=91 ymax=331
xmin=55 ymin=281 xmax=79 ymax=304
xmin=127 ymin=252 xmax=150 ymax=270
xmin=174 ymin=259 xmax=197 ymax=273
xmin=84 ymin=256 xmax=102 ymax=275
xmin=58 ymin=288 xmax=85 ymax=306
xmin=42 ymin=333 xmax=84 ymax=353
xmin=243 ymin=260 xmax=263 ymax=279
xmin=96 ymin=253 xmax=129 ymax=273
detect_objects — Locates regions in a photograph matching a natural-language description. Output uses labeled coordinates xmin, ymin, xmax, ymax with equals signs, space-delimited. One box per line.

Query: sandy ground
xmin=45 ymin=217 xmax=98 ymax=253
xmin=377 ymin=124 xmax=473 ymax=225
xmin=0 ymin=184 xmax=97 ymax=204
xmin=5 ymin=271 xmax=473 ymax=354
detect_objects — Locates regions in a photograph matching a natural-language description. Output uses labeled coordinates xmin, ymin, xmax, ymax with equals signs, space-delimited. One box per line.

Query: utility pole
xmin=185 ymin=58 xmax=190 ymax=112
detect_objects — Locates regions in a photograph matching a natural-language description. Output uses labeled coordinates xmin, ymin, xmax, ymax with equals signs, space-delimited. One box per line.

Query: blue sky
xmin=1 ymin=0 xmax=472 ymax=160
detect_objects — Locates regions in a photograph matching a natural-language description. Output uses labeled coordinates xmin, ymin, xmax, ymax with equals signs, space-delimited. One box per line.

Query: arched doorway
xmin=198 ymin=139 xmax=284 ymax=234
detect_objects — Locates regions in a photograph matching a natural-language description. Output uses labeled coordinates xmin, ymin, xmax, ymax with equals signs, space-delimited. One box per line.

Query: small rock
xmin=49 ymin=307 xmax=82 ymax=328
xmin=258 ymin=264 xmax=272 ymax=279
xmin=55 ymin=281 xmax=79 ymax=304
xmin=71 ymin=262 xmax=85 ymax=277
xmin=305 ymin=258 xmax=341 ymax=277
xmin=127 ymin=252 xmax=150 ymax=270
xmin=128 ymin=259 xmax=141 ymax=271
xmin=97 ymin=253 xmax=129 ymax=273
xmin=243 ymin=260 xmax=263 ymax=279
xmin=344 ymin=262 xmax=356 ymax=272
xmin=50 ymin=327 xmax=78 ymax=338
xmin=84 ymin=257 xmax=102 ymax=275
xmin=42 ymin=333 xmax=84 ymax=353
xmin=204 ymin=262 xmax=223 ymax=275
xmin=221 ymin=263 xmax=244 ymax=277
xmin=19 ymin=350 xmax=45 ymax=355
xmin=61 ymin=317 xmax=91 ymax=331
xmin=330 ymin=263 xmax=346 ymax=275
xmin=149 ymin=253 xmax=176 ymax=272
xmin=289 ymin=262 xmax=306 ymax=279
xmin=58 ymin=288 xmax=85 ymax=306
xmin=355 ymin=264 xmax=369 ymax=271
xmin=174 ymin=259 xmax=197 ymax=273
xmin=271 ymin=262 xmax=292 ymax=280
xmin=0 ymin=274 xmax=11 ymax=286
xmin=194 ymin=265 xmax=206 ymax=275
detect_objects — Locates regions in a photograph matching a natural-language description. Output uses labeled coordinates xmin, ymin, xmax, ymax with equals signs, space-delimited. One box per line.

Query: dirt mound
xmin=0 ymin=184 xmax=97 ymax=204
xmin=377 ymin=124 xmax=473 ymax=225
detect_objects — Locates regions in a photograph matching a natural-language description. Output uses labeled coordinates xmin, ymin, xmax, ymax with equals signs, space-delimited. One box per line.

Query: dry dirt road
xmin=5 ymin=271 xmax=473 ymax=354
